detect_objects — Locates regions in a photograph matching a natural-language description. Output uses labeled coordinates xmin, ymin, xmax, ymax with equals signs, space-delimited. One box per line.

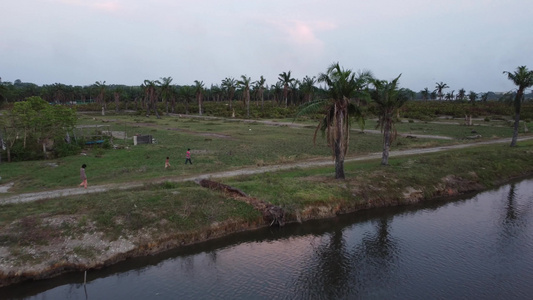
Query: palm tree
xmin=434 ymin=82 xmax=449 ymax=100
xmin=503 ymin=66 xmax=533 ymax=147
xmin=142 ymin=80 xmax=160 ymax=118
xmin=254 ymin=76 xmax=266 ymax=110
xmin=271 ymin=82 xmax=283 ymax=106
xmin=159 ymin=77 xmax=173 ymax=115
xmin=221 ymin=77 xmax=237 ymax=110
xmin=94 ymin=81 xmax=106 ymax=114
xmin=298 ymin=63 xmax=370 ymax=179
xmin=300 ymin=76 xmax=317 ymax=103
xmin=194 ymin=80 xmax=204 ymax=116
xmin=468 ymin=91 xmax=477 ymax=104
xmin=237 ymin=75 xmax=252 ymax=118
xmin=113 ymin=86 xmax=124 ymax=113
xmin=420 ymin=88 xmax=430 ymax=101
xmin=457 ymin=88 xmax=466 ymax=101
xmin=278 ymin=71 xmax=295 ymax=107
xmin=370 ymin=74 xmax=410 ymax=165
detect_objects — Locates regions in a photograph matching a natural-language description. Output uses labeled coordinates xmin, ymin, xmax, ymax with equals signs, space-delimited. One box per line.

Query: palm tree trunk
xmin=510 ymin=91 xmax=523 ymax=147
xmin=510 ymin=112 xmax=520 ymax=147
xmin=246 ymin=90 xmax=250 ymax=118
xmin=334 ymin=109 xmax=345 ymax=179
xmin=381 ymin=119 xmax=392 ymax=165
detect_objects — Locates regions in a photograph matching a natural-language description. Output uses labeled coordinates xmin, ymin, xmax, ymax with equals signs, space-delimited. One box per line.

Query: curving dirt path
xmin=1 ymin=136 xmax=531 ymax=205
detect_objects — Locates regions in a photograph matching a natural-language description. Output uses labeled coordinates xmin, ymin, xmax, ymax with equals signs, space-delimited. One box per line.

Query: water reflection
xmin=294 ymin=215 xmax=399 ymax=299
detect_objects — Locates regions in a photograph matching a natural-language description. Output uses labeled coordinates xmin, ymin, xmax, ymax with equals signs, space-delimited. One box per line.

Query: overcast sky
xmin=1 ymin=0 xmax=532 ymax=93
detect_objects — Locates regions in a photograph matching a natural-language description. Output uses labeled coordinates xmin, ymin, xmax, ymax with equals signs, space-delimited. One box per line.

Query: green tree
xmin=8 ymin=97 xmax=76 ymax=158
xmin=434 ymin=82 xmax=449 ymax=100
xmin=298 ymin=63 xmax=370 ymax=179
xmin=503 ymin=66 xmax=533 ymax=147
xmin=370 ymin=74 xmax=410 ymax=165
xmin=278 ymin=71 xmax=295 ymax=107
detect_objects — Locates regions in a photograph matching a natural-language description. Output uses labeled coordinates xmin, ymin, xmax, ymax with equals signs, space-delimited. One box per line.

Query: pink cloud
xmin=56 ymin=0 xmax=123 ymax=13
xmin=269 ymin=19 xmax=336 ymax=47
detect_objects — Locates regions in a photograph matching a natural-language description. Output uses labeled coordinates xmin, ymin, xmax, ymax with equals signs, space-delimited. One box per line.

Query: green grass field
xmin=5 ymin=112 xmax=515 ymax=193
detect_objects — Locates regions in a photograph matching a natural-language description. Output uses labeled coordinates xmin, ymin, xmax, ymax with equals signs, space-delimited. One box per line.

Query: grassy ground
xmin=1 ymin=111 xmax=533 ymax=285
xmin=1 ymin=112 xmax=492 ymax=193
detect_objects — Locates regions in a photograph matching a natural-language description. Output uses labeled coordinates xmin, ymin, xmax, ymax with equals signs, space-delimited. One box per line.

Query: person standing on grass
xmin=165 ymin=156 xmax=171 ymax=169
xmin=79 ymin=164 xmax=87 ymax=189
xmin=185 ymin=149 xmax=192 ymax=164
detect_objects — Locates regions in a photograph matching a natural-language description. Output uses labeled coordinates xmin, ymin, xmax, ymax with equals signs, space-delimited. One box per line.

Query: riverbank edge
xmin=1 ymin=168 xmax=532 ymax=288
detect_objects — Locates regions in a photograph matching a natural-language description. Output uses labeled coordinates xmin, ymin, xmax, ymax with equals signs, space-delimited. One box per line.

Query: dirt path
xmin=169 ymin=114 xmax=454 ymax=140
xmin=1 ymin=136 xmax=531 ymax=205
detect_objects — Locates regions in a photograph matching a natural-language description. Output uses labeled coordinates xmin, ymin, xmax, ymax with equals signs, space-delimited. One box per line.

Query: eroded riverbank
xmin=2 ymin=137 xmax=533 ymax=287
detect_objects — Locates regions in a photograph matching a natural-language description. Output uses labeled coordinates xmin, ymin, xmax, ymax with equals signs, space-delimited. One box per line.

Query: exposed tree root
xmin=198 ymin=179 xmax=285 ymax=226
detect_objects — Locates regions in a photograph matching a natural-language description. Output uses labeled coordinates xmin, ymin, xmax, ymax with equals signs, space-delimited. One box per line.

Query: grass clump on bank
xmin=223 ymin=140 xmax=533 ymax=218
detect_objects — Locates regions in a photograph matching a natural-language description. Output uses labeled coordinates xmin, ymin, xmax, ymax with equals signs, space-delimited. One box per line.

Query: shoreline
xmin=1 ymin=171 xmax=532 ymax=288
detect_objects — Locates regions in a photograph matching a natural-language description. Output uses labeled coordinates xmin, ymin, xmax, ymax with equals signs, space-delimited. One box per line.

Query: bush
xmin=53 ymin=140 xmax=81 ymax=158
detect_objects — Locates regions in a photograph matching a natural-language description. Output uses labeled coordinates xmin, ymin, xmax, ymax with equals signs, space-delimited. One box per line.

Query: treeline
xmin=2 ymin=75 xmax=531 ymax=112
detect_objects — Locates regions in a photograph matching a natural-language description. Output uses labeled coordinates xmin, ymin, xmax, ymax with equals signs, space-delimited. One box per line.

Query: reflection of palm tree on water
xmin=295 ymin=216 xmax=400 ymax=298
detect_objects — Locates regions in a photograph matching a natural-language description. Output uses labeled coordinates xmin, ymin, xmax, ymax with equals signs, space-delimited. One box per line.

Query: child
xmin=185 ymin=149 xmax=192 ymax=164
xmin=79 ymin=164 xmax=87 ymax=189
xmin=165 ymin=156 xmax=171 ymax=169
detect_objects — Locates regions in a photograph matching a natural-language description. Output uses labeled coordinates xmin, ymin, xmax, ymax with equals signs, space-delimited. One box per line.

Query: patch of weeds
xmin=9 ymin=247 xmax=51 ymax=266
xmin=17 ymin=216 xmax=57 ymax=246
xmin=0 ymin=234 xmax=18 ymax=247
xmin=73 ymin=246 xmax=97 ymax=259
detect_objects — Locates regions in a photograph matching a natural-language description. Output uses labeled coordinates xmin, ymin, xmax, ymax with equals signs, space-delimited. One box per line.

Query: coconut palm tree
xmin=503 ymin=66 xmax=533 ymax=147
xmin=237 ymin=75 xmax=252 ymax=118
xmin=278 ymin=71 xmax=295 ymax=107
xmin=434 ymin=82 xmax=449 ymax=100
xmin=370 ymin=74 xmax=410 ymax=165
xmin=194 ymin=80 xmax=204 ymax=116
xmin=297 ymin=63 xmax=371 ymax=179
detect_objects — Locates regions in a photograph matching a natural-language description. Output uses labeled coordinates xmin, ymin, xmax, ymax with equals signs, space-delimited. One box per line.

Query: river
xmin=2 ymin=177 xmax=533 ymax=299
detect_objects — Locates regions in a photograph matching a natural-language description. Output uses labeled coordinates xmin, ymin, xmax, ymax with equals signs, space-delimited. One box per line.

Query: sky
xmin=1 ymin=0 xmax=532 ymax=93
